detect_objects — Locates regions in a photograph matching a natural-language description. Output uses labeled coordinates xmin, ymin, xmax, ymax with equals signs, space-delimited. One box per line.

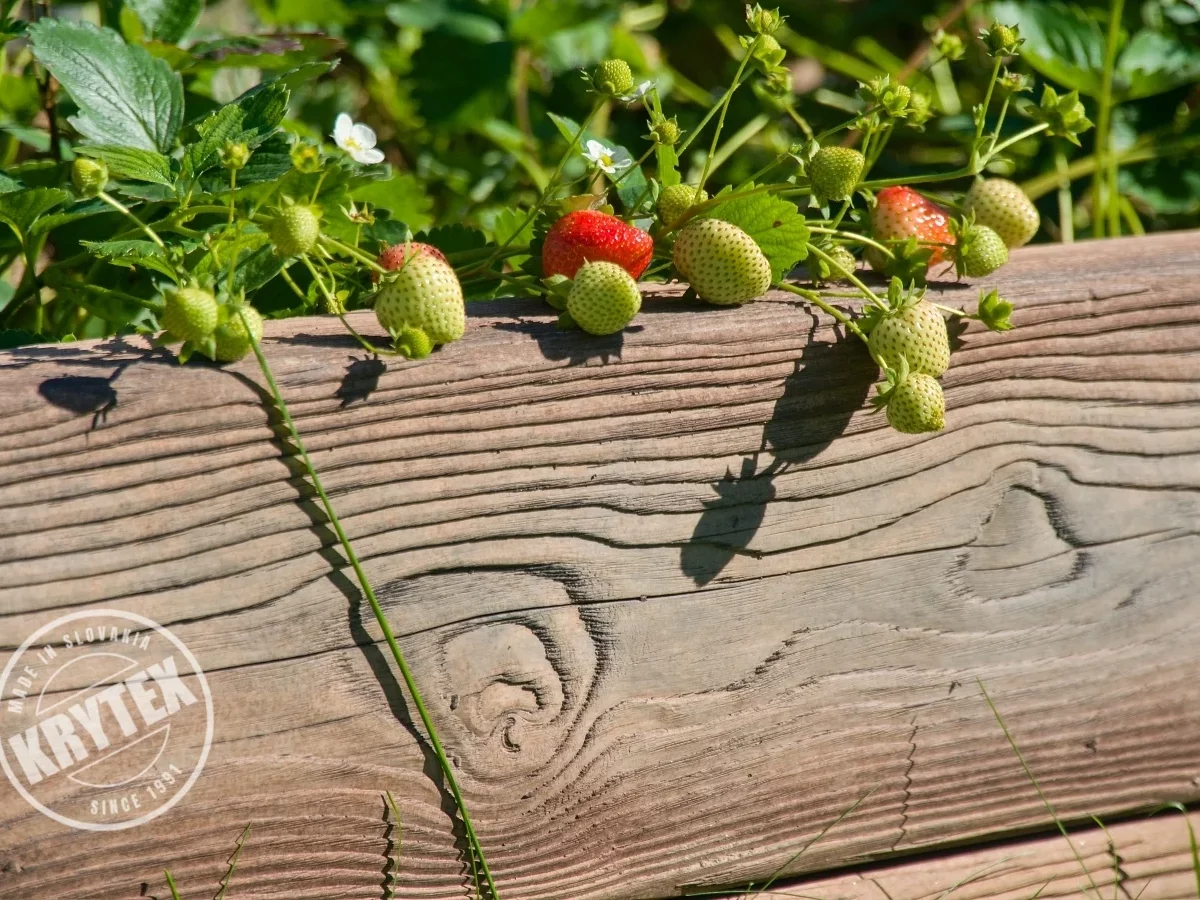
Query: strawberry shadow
xmin=680 ymin=319 xmax=877 ymax=587
xmin=493 ymin=318 xmax=644 ymax=366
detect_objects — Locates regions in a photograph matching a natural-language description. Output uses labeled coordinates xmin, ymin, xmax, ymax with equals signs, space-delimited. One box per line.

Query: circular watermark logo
xmin=0 ymin=609 xmax=213 ymax=831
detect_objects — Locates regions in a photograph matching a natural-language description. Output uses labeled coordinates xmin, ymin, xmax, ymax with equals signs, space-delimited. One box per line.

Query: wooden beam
xmin=1 ymin=233 xmax=1198 ymax=900
xmin=763 ymin=810 xmax=1200 ymax=900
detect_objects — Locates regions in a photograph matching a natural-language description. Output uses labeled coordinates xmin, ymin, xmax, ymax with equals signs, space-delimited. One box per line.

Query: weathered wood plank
xmin=1 ymin=232 xmax=1199 ymax=900
xmin=766 ymin=811 xmax=1200 ymax=900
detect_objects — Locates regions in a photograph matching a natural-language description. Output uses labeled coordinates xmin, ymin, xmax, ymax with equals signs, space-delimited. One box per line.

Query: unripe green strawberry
xmin=71 ymin=157 xmax=108 ymax=198
xmin=657 ymin=184 xmax=708 ymax=228
xmin=593 ymin=59 xmax=633 ymax=96
xmin=868 ymin=299 xmax=950 ymax=376
xmin=268 ymin=202 xmax=322 ymax=257
xmin=954 ymin=224 xmax=1009 ymax=277
xmin=964 ymin=178 xmax=1039 ymax=248
xmin=566 ymin=261 xmax=642 ymax=335
xmin=809 ymin=147 xmax=864 ymax=202
xmin=807 ymin=245 xmax=857 ymax=284
xmin=673 ymin=218 xmax=772 ymax=306
xmin=161 ymin=286 xmax=219 ymax=344
xmin=650 ymin=118 xmax=681 ymax=145
xmin=886 ymin=373 xmax=945 ymax=433
xmin=374 ymin=252 xmax=465 ymax=356
xmin=211 ymin=306 xmax=263 ymax=362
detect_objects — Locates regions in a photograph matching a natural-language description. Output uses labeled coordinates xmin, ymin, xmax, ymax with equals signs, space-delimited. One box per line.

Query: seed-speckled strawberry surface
xmin=868 ymin=300 xmax=950 ymax=376
xmin=374 ymin=242 xmax=448 ymax=282
xmin=212 ymin=306 xmax=263 ymax=362
xmin=673 ymin=218 xmax=771 ymax=306
xmin=809 ymin=146 xmax=864 ymax=202
xmin=657 ymin=184 xmax=707 ymax=229
xmin=964 ymin=178 xmax=1039 ymax=248
xmin=868 ymin=186 xmax=952 ymax=269
xmin=956 ymin=224 xmax=1009 ymax=277
xmin=162 ymin=287 xmax=219 ymax=344
xmin=268 ymin=204 xmax=321 ymax=257
xmin=886 ymin=373 xmax=945 ymax=433
xmin=567 ymin=261 xmax=642 ymax=335
xmin=542 ymin=210 xmax=654 ymax=280
xmin=374 ymin=253 xmax=465 ymax=346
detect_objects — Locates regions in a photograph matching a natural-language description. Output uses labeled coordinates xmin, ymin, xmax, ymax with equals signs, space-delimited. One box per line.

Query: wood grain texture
xmin=768 ymin=811 xmax=1200 ymax=900
xmin=1 ymin=232 xmax=1199 ymax=900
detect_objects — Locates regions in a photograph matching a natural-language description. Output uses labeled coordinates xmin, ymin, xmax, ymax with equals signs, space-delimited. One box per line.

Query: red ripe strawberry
xmin=374 ymin=242 xmax=448 ymax=283
xmin=867 ymin=186 xmax=952 ymax=270
xmin=542 ymin=210 xmax=654 ymax=280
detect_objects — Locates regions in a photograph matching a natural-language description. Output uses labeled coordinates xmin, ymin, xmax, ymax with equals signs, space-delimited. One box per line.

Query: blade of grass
xmin=240 ymin=313 xmax=499 ymax=900
xmin=979 ymin=679 xmax=1103 ymax=899
xmin=165 ymin=870 xmax=182 ymax=900
xmin=214 ymin=823 xmax=251 ymax=900
xmin=383 ymin=791 xmax=403 ymax=900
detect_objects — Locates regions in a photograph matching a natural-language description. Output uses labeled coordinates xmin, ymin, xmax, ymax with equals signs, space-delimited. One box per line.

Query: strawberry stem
xmin=807 ymin=244 xmax=888 ymax=311
xmin=697 ymin=37 xmax=759 ymax=191
xmin=238 ymin=309 xmax=501 ymax=900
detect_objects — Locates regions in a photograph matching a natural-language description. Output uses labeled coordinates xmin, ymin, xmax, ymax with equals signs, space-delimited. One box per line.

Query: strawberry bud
xmin=71 ymin=157 xmax=108 ymax=198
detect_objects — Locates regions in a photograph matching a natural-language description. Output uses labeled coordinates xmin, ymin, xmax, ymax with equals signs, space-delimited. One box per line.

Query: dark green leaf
xmin=82 ymin=239 xmax=178 ymax=279
xmin=703 ymin=189 xmax=810 ymax=282
xmin=125 ymin=0 xmax=202 ymax=43
xmin=186 ymin=34 xmax=343 ymax=71
xmin=78 ymin=146 xmax=174 ymax=186
xmin=1115 ymin=30 xmax=1200 ymax=99
xmin=29 ymin=19 xmax=184 ymax=153
xmin=31 ymin=198 xmax=112 ymax=236
xmin=0 ymin=188 xmax=70 ymax=241
xmin=183 ymin=82 xmax=290 ymax=179
xmin=350 ymin=172 xmax=434 ymax=232
xmin=988 ymin=1 xmax=1104 ymax=95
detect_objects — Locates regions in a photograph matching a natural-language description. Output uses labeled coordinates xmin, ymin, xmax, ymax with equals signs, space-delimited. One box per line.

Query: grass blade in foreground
xmin=240 ymin=312 xmax=499 ymax=900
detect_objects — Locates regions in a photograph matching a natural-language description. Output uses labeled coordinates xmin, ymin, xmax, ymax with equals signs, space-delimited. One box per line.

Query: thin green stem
xmin=808 ymin=226 xmax=894 ymax=258
xmin=240 ymin=312 xmax=499 ymax=900
xmin=698 ymin=39 xmax=758 ymax=191
xmin=97 ymin=192 xmax=167 ymax=252
xmin=703 ymin=113 xmax=770 ymax=182
xmin=1054 ymin=145 xmax=1074 ymax=244
xmin=321 ymin=235 xmax=389 ymax=275
xmin=610 ymin=144 xmax=655 ymax=190
xmin=1093 ymin=0 xmax=1126 ymax=238
xmin=746 ymin=151 xmax=792 ymax=186
xmin=975 ymin=56 xmax=1004 ymax=145
xmin=807 ymin=244 xmax=886 ymax=311
xmin=164 ymin=871 xmax=182 ymax=900
xmin=986 ymin=91 xmax=1013 ymax=156
xmin=986 ymin=123 xmax=1049 ymax=159
xmin=676 ymin=70 xmax=754 ymax=157
xmin=480 ymin=101 xmax=602 ymax=272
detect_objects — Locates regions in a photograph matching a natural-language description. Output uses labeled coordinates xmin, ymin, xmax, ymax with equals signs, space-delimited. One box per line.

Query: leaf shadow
xmin=337 ymin=356 xmax=388 ymax=408
xmin=680 ymin=316 xmax=878 ymax=586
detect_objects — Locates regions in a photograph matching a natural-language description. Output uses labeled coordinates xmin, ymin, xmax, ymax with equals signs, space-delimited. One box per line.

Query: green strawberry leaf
xmin=29 ymin=19 xmax=183 ymax=153
xmin=124 ymin=0 xmax=203 ymax=44
xmin=702 ymin=188 xmax=810 ymax=283
xmin=976 ymin=288 xmax=1014 ymax=332
xmin=82 ymin=239 xmax=180 ymax=279
xmin=183 ymin=81 xmax=290 ymax=179
xmin=77 ymin=146 xmax=174 ymax=187
xmin=0 ymin=187 xmax=71 ymax=242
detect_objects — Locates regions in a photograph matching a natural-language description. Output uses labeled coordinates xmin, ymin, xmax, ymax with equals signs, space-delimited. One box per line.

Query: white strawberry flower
xmin=333 ymin=113 xmax=385 ymax=165
xmin=628 ymin=80 xmax=656 ymax=102
xmin=582 ymin=139 xmax=630 ymax=175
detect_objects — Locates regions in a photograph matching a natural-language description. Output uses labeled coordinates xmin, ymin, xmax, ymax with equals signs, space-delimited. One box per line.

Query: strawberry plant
xmin=3 ymin=0 xmax=1198 ymax=893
